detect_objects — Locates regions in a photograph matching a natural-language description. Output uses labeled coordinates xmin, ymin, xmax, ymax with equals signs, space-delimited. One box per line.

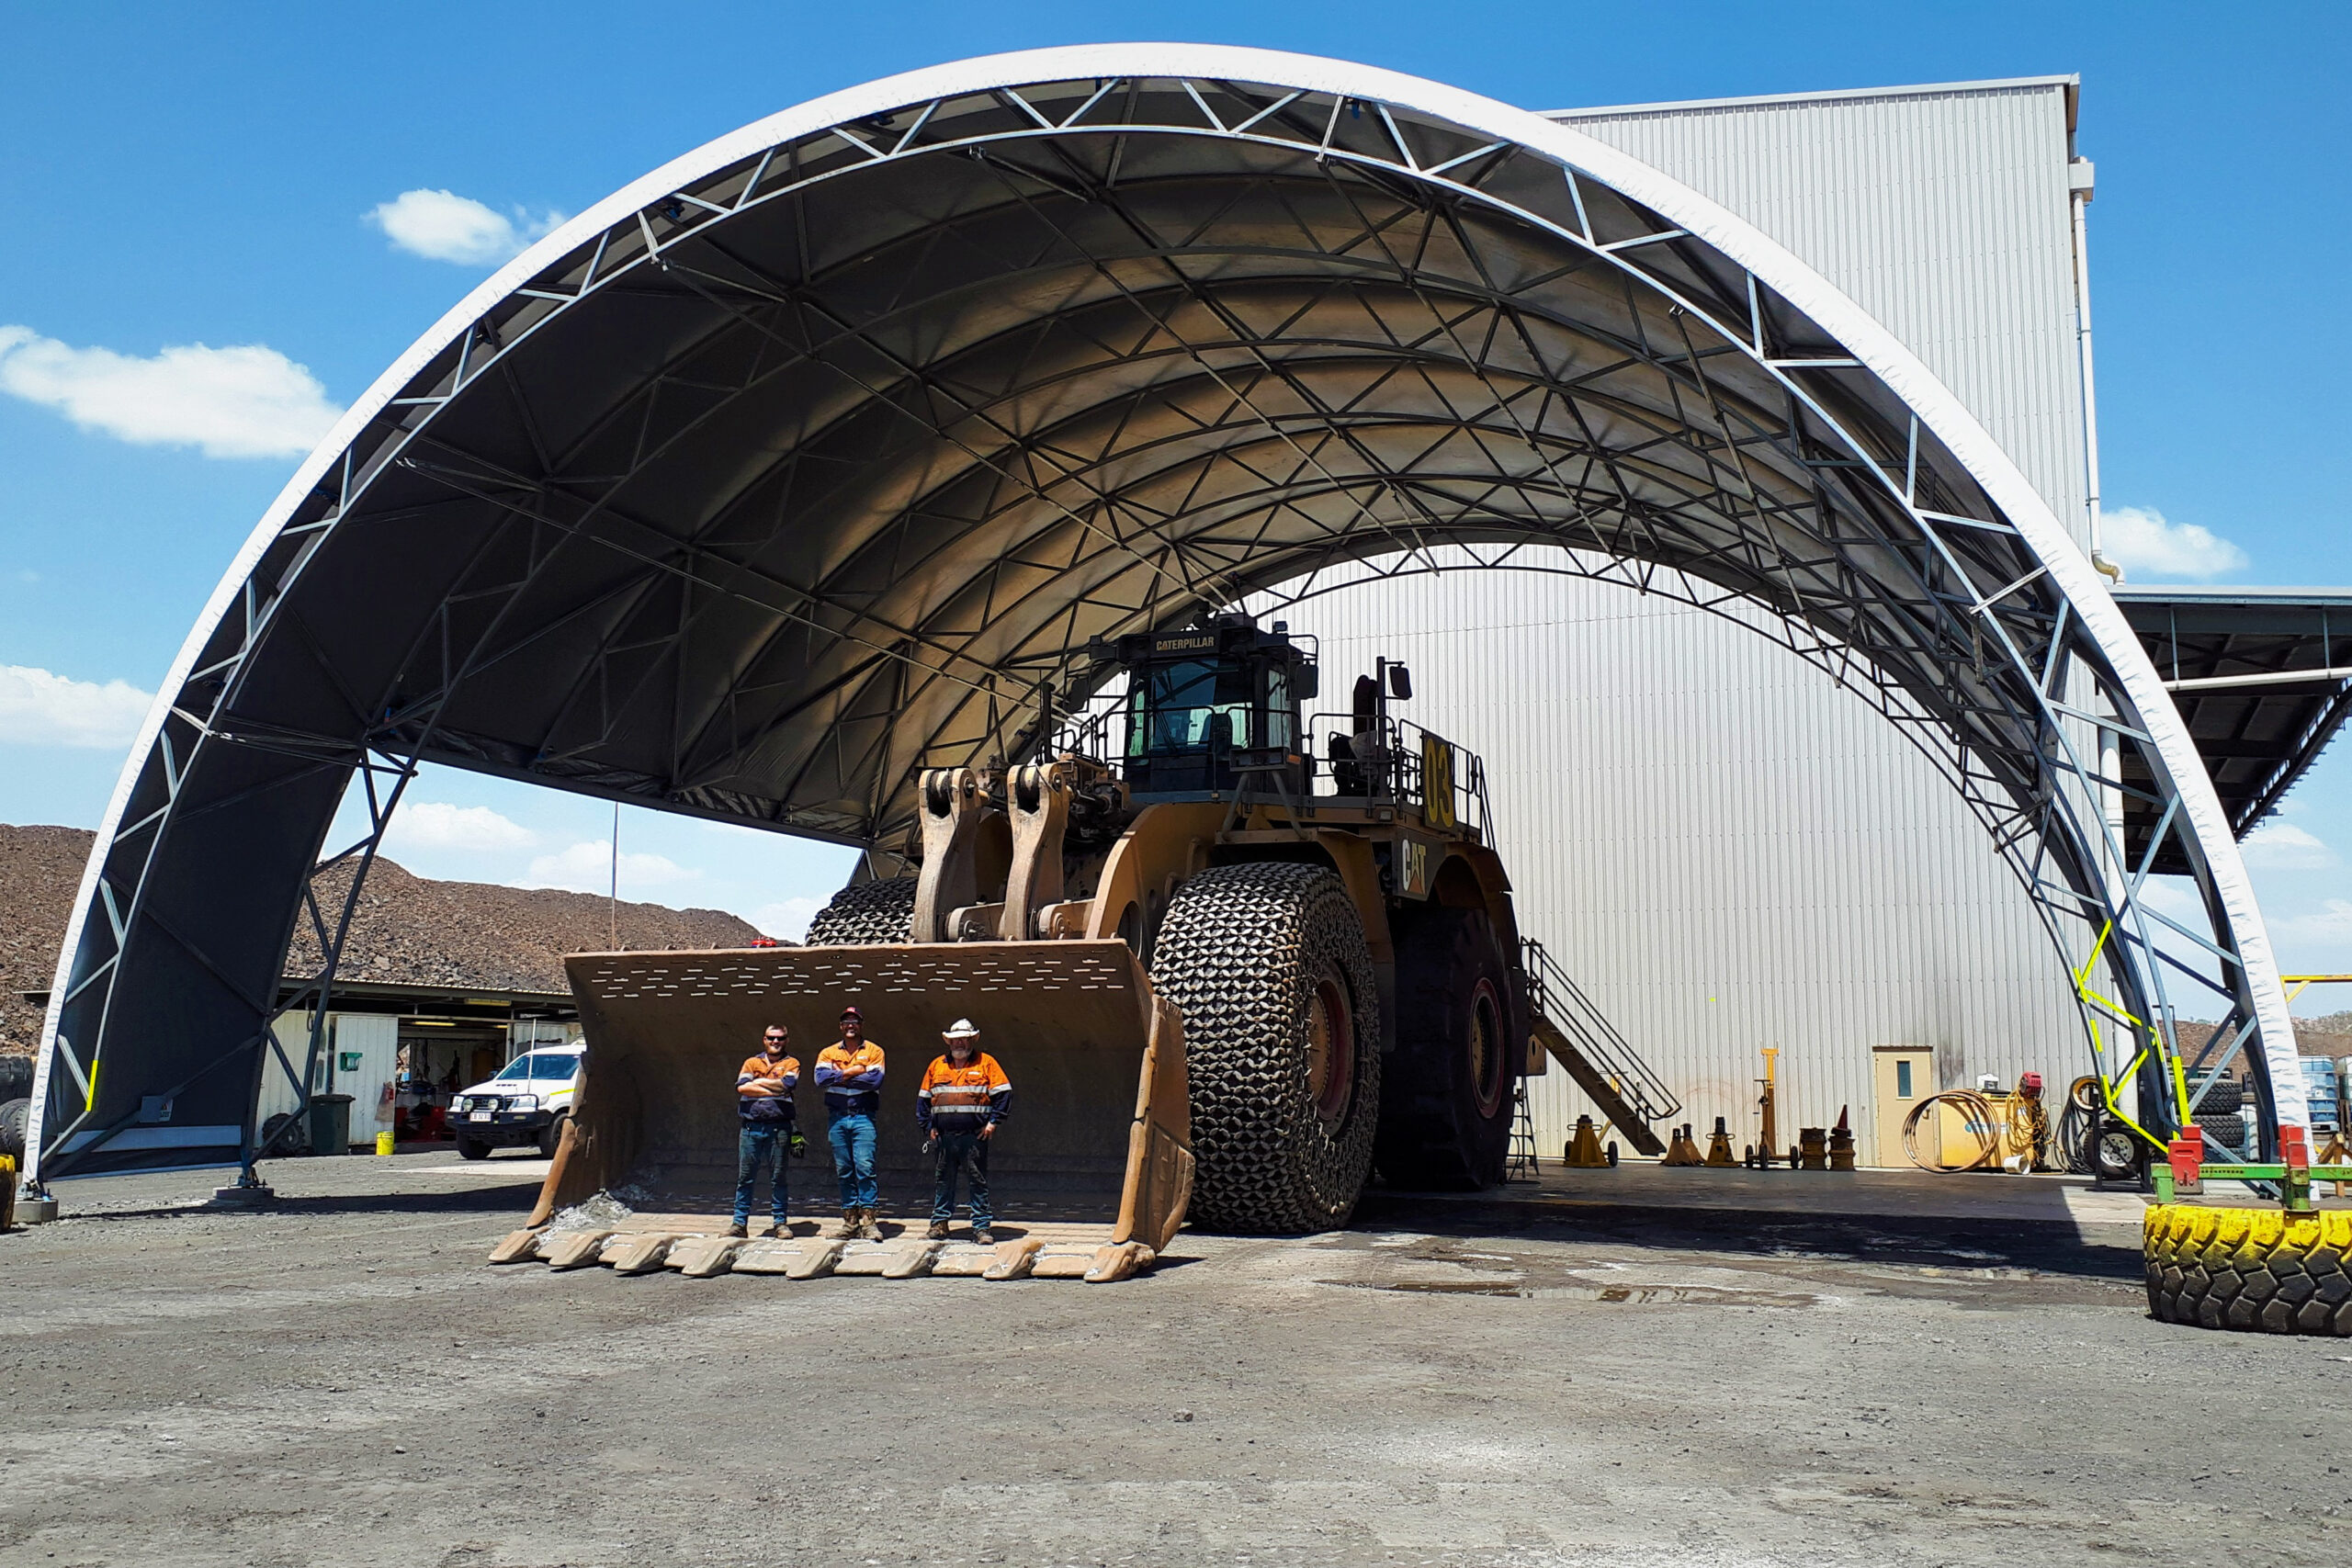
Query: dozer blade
xmin=530 ymin=940 xmax=1193 ymax=1251
xmin=1532 ymin=1013 xmax=1668 ymax=1156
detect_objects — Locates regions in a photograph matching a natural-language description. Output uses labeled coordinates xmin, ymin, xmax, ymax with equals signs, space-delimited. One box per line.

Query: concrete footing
xmin=209 ymin=1183 xmax=277 ymax=1210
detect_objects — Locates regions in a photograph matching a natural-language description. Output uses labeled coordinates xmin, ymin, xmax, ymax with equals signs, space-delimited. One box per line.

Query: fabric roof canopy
xmin=24 ymin=46 xmax=2302 ymax=1186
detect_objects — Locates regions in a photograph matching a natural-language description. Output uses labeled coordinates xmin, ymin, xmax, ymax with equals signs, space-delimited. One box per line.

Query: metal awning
xmin=2117 ymin=586 xmax=2352 ymax=872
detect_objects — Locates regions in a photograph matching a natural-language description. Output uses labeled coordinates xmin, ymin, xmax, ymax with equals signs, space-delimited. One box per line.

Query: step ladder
xmin=1506 ymin=1081 xmax=1540 ymax=1179
xmin=1518 ymin=938 xmax=1680 ymax=1157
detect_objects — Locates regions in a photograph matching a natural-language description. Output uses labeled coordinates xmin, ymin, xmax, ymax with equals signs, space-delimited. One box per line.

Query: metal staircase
xmin=1518 ymin=938 xmax=1680 ymax=1156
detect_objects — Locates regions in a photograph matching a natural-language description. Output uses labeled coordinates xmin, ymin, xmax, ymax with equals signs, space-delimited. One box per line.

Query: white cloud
xmin=2103 ymin=504 xmax=2249 ymax=581
xmin=367 ymin=188 xmax=564 ymax=265
xmin=0 ymin=665 xmax=153 ymax=748
xmin=2275 ymin=898 xmax=2352 ymax=947
xmin=519 ymin=839 xmax=697 ymax=895
xmin=386 ymin=801 xmax=537 ymax=856
xmin=0 ymin=324 xmax=341 ymax=459
xmin=2240 ymin=820 xmax=2337 ymax=871
xmin=751 ymin=897 xmax=826 ymax=943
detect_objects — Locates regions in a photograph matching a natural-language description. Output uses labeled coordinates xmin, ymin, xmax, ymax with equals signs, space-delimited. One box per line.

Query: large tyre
xmin=806 ymin=878 xmax=919 ymax=945
xmin=0 ymin=1098 xmax=27 ymax=1162
xmin=260 ymin=1111 xmax=310 ymax=1157
xmin=1149 ymin=863 xmax=1380 ymax=1234
xmin=2146 ymin=1205 xmax=2352 ymax=1335
xmin=1374 ymin=906 xmax=1514 ymax=1190
xmin=0 ymin=1055 xmax=31 ymax=1102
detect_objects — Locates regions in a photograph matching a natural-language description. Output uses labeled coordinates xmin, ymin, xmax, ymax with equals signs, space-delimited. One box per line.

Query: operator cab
xmin=1094 ymin=616 xmax=1317 ymax=797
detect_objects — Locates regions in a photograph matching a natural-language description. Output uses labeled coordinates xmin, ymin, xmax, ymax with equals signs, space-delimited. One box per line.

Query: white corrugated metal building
xmin=1268 ymin=77 xmax=2105 ymax=1165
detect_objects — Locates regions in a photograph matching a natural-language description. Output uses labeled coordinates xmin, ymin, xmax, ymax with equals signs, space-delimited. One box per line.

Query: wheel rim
xmin=1467 ymin=979 xmax=1506 ymax=1121
xmin=1305 ymin=975 xmax=1356 ymax=1128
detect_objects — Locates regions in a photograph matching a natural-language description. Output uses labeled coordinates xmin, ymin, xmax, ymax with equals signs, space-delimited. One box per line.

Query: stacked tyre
xmin=805 ymin=878 xmax=919 ymax=945
xmin=2145 ymin=1204 xmax=2352 ymax=1335
xmin=2189 ymin=1077 xmax=2248 ymax=1159
xmin=0 ymin=1054 xmax=29 ymax=1166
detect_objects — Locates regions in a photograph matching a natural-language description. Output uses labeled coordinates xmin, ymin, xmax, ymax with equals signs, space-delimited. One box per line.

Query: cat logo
xmin=1398 ymin=836 xmax=1430 ymax=897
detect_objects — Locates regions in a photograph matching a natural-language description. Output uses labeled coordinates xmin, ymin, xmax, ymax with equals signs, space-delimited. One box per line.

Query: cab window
xmin=1129 ymin=659 xmax=1253 ymax=754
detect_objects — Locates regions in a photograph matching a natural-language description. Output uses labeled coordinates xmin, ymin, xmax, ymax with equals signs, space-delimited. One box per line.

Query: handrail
xmin=1520 ymin=937 xmax=1680 ymax=1125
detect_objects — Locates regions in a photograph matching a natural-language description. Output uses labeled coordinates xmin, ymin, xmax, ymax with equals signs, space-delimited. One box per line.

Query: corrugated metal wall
xmin=1271 ymin=81 xmax=2098 ymax=1165
xmin=1554 ymin=78 xmax=2089 ymax=543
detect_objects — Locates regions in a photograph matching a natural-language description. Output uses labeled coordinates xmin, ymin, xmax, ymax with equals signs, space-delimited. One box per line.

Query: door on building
xmin=1871 ymin=1046 xmax=1935 ymax=1168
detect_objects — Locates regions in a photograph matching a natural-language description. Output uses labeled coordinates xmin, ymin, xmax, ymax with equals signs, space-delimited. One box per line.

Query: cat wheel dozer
xmin=537 ymin=615 xmax=1555 ymax=1240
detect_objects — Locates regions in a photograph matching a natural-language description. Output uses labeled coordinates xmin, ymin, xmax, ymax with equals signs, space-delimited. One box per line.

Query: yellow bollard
xmin=375 ymin=1131 xmax=395 ymax=1156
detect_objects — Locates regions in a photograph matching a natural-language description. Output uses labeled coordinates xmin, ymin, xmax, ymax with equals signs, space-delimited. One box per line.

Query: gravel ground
xmin=4 ymin=1156 xmax=2349 ymax=1568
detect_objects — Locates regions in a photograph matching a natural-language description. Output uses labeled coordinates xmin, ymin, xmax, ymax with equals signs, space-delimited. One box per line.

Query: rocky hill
xmin=1 ymin=824 xmax=768 ymax=1055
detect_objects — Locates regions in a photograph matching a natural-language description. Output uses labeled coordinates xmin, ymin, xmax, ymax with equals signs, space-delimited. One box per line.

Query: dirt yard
xmin=4 ymin=1156 xmax=2348 ymax=1567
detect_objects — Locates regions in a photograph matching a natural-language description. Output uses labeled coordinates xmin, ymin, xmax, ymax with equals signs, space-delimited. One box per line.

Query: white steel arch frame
xmin=24 ymin=45 xmax=2298 ymax=1194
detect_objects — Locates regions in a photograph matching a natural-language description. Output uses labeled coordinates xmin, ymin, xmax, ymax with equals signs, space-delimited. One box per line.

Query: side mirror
xmin=1386 ymin=664 xmax=1413 ymax=701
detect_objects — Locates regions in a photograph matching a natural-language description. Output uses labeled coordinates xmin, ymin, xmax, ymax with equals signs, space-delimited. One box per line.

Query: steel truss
xmin=24 ymin=47 xmax=2299 ymax=1196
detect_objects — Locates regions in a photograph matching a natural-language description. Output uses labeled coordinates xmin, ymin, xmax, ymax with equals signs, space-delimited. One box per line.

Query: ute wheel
xmin=1375 ymin=906 xmax=1513 ymax=1190
xmin=0 ymin=1098 xmax=27 ymax=1162
xmin=1150 ymin=863 xmax=1380 ymax=1234
xmin=457 ymin=1136 xmax=492 ymax=1161
xmin=806 ymin=878 xmax=920 ymax=945
xmin=537 ymin=1114 xmax=568 ymax=1159
xmin=2146 ymin=1205 xmax=2352 ymax=1335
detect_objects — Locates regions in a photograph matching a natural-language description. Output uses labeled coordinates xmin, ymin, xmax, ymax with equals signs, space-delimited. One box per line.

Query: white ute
xmin=452 ymin=1043 xmax=584 ymax=1159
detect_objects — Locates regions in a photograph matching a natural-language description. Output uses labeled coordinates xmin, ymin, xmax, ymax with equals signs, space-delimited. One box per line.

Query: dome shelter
xmin=20 ymin=45 xmax=2299 ymax=1196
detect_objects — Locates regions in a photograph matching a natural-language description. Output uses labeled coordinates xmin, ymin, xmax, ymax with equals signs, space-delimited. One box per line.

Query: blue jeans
xmin=828 ymin=1112 xmax=878 ymax=1210
xmin=930 ymin=1127 xmax=992 ymax=1228
xmin=733 ymin=1122 xmax=789 ymax=1227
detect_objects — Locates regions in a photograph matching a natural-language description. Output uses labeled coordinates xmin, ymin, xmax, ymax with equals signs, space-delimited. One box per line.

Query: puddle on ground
xmin=1326 ymin=1279 xmax=1825 ymax=1307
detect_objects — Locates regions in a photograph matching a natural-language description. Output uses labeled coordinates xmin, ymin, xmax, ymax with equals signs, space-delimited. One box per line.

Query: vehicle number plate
xmin=469 ymin=1111 xmax=492 ymax=1122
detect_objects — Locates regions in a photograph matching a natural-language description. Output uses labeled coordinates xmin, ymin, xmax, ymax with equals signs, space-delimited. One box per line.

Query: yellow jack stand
xmin=1702 ymin=1116 xmax=1738 ymax=1168
xmin=1662 ymin=1124 xmax=1704 ymax=1166
xmin=1564 ymin=1115 xmax=1611 ymax=1168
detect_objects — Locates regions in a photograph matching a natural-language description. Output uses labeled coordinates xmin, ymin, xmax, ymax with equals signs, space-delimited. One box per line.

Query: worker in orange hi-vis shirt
xmin=814 ymin=1006 xmax=886 ymax=1240
xmin=729 ymin=1023 xmax=801 ymax=1238
xmin=729 ymin=1029 xmax=804 ymax=1241
xmin=917 ymin=1019 xmax=1012 ymax=1243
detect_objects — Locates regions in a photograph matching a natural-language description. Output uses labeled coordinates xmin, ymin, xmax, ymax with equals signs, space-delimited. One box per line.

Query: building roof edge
xmin=1544 ymin=74 xmax=2080 ymax=120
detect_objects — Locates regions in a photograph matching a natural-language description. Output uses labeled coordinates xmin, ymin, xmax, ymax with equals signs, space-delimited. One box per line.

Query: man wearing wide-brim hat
xmin=917 ymin=1018 xmax=1011 ymax=1244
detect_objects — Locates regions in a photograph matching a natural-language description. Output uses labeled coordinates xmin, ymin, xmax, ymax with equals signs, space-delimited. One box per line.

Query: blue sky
xmin=1 ymin=1 xmax=2346 ymax=961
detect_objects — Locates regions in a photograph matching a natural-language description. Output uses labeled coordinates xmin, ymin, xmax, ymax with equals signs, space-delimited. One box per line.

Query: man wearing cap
xmin=917 ymin=1018 xmax=1012 ymax=1244
xmin=729 ymin=1023 xmax=800 ymax=1239
xmin=814 ymin=1007 xmax=886 ymax=1239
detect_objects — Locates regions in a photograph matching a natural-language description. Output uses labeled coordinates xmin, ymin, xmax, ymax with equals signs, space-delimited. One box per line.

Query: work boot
xmin=724 ymin=1221 xmax=748 ymax=1238
xmin=767 ymin=1219 xmax=789 ymax=1238
xmin=971 ymin=1227 xmax=996 ymax=1247
xmin=926 ymin=1221 xmax=950 ymax=1240
xmin=858 ymin=1207 xmax=881 ymax=1240
xmin=834 ymin=1210 xmax=861 ymax=1240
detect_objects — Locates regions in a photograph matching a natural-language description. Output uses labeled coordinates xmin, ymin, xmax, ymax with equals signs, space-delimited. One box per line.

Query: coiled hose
xmin=2053 ymin=1075 xmax=2103 ymax=1174
xmin=1901 ymin=1089 xmax=2049 ymax=1174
